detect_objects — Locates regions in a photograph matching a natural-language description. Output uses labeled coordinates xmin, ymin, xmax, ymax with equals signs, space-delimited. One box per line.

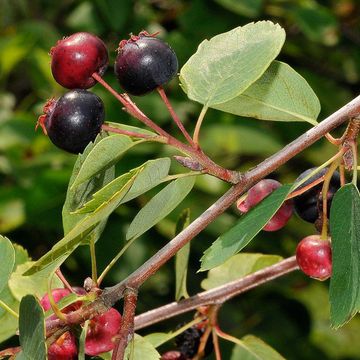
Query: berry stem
xmin=89 ymin=236 xmax=98 ymax=284
xmin=351 ymin=142 xmax=358 ymax=185
xmin=0 ymin=300 xmax=19 ymax=318
xmin=55 ymin=269 xmax=75 ymax=294
xmin=157 ymin=86 xmax=196 ymax=147
xmin=47 ymin=276 xmax=67 ymax=322
xmin=215 ymin=327 xmax=243 ymax=347
xmin=112 ymin=288 xmax=138 ymax=360
xmin=325 ymin=132 xmax=341 ymax=145
xmin=212 ymin=328 xmax=222 ymax=360
xmin=193 ymin=105 xmax=208 ymax=146
xmin=101 ymin=124 xmax=166 ymax=142
xmin=94 ymin=73 xmax=240 ymax=183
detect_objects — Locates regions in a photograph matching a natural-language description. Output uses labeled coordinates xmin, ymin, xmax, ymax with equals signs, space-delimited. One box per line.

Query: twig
xmin=133 ymin=256 xmax=298 ymax=330
xmin=112 ymin=288 xmax=138 ymax=360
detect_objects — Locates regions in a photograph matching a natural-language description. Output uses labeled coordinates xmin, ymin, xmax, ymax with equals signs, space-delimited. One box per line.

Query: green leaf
xmin=179 ymin=21 xmax=285 ymax=106
xmin=200 ymin=185 xmax=291 ymax=271
xmin=105 ymin=122 xmax=157 ymax=137
xmin=0 ymin=236 xmax=15 ymax=293
xmin=214 ymin=0 xmax=263 ymax=18
xmin=19 ymin=295 xmax=46 ymax=360
xmin=145 ymin=332 xmax=173 ymax=348
xmin=76 ymin=158 xmax=171 ymax=214
xmin=175 ymin=209 xmax=191 ymax=301
xmin=126 ymin=177 xmax=195 ymax=241
xmin=212 ymin=61 xmax=320 ymax=125
xmin=25 ymin=171 xmax=138 ymax=276
xmin=124 ymin=334 xmax=160 ymax=360
xmin=78 ymin=320 xmax=89 ymax=360
xmin=201 ymin=253 xmax=282 ymax=290
xmin=230 ymin=335 xmax=285 ymax=359
xmin=71 ymin=134 xmax=135 ymax=189
xmin=62 ymin=133 xmax=115 ymax=237
xmin=329 ymin=184 xmax=360 ymax=328
xmin=9 ymin=262 xmax=62 ymax=301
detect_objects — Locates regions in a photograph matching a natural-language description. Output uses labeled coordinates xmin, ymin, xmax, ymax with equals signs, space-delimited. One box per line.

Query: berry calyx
xmin=237 ymin=179 xmax=293 ymax=231
xmin=85 ymin=308 xmax=122 ymax=356
xmin=50 ymin=32 xmax=108 ymax=89
xmin=38 ymin=90 xmax=105 ymax=154
xmin=114 ymin=32 xmax=178 ymax=96
xmin=296 ymin=235 xmax=332 ymax=280
xmin=293 ymin=168 xmax=340 ymax=223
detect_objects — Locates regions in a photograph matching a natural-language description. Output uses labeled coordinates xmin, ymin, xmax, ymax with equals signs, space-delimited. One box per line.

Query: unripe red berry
xmin=161 ymin=350 xmax=186 ymax=360
xmin=237 ymin=179 xmax=293 ymax=232
xmin=51 ymin=32 xmax=108 ymax=89
xmin=114 ymin=32 xmax=178 ymax=96
xmin=296 ymin=235 xmax=332 ymax=280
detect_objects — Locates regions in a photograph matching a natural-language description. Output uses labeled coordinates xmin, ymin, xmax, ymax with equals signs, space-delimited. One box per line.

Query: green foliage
xmin=18 ymin=295 xmax=46 ymax=360
xmin=0 ymin=236 xmax=15 ymax=293
xmin=329 ymin=184 xmax=360 ymax=328
xmin=180 ymin=21 xmax=285 ymax=106
xmin=124 ymin=334 xmax=160 ymax=360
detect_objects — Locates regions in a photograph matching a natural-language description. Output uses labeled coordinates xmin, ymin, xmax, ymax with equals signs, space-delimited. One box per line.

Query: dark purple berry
xmin=296 ymin=235 xmax=332 ymax=280
xmin=293 ymin=168 xmax=340 ymax=223
xmin=38 ymin=90 xmax=105 ymax=154
xmin=51 ymin=32 xmax=108 ymax=89
xmin=114 ymin=32 xmax=178 ymax=96
xmin=237 ymin=179 xmax=293 ymax=232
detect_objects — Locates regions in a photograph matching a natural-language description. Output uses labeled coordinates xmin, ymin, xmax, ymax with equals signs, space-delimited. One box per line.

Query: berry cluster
xmin=236 ymin=168 xmax=340 ymax=280
xmin=38 ymin=31 xmax=178 ymax=154
xmin=41 ymin=288 xmax=121 ymax=359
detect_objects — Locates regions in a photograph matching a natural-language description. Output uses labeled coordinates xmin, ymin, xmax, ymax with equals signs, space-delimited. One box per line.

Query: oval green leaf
xmin=0 ymin=236 xmax=15 ymax=293
xmin=231 ymin=335 xmax=285 ymax=360
xmin=212 ymin=61 xmax=320 ymax=125
xmin=126 ymin=177 xmax=195 ymax=241
xmin=124 ymin=334 xmax=160 ymax=360
xmin=329 ymin=184 xmax=360 ymax=328
xmin=200 ymin=185 xmax=291 ymax=271
xmin=19 ymin=295 xmax=46 ymax=360
xmin=180 ymin=21 xmax=285 ymax=106
xmin=71 ymin=134 xmax=135 ymax=189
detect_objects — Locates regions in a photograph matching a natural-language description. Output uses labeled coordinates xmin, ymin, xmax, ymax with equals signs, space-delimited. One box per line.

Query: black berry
xmin=293 ymin=168 xmax=340 ymax=223
xmin=38 ymin=90 xmax=105 ymax=154
xmin=51 ymin=32 xmax=108 ymax=89
xmin=114 ymin=32 xmax=178 ymax=96
xmin=296 ymin=235 xmax=332 ymax=280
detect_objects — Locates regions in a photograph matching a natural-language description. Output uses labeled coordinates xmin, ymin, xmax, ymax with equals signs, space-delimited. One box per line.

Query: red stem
xmin=157 ymin=86 xmax=196 ymax=147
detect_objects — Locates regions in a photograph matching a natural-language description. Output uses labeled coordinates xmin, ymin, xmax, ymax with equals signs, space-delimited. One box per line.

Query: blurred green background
xmin=1 ymin=0 xmax=360 ymax=358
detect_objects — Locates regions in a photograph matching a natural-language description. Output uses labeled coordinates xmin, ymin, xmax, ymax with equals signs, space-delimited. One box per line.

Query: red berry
xmin=51 ymin=32 xmax=108 ymax=89
xmin=40 ymin=288 xmax=71 ymax=311
xmin=237 ymin=179 xmax=293 ymax=232
xmin=296 ymin=235 xmax=332 ymax=280
xmin=48 ymin=332 xmax=78 ymax=360
xmin=85 ymin=308 xmax=122 ymax=356
xmin=161 ymin=351 xmax=186 ymax=360
xmin=114 ymin=32 xmax=178 ymax=96
xmin=38 ymin=90 xmax=105 ymax=154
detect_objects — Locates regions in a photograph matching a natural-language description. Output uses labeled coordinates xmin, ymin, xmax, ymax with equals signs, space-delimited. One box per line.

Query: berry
xmin=293 ymin=168 xmax=340 ymax=223
xmin=296 ymin=235 xmax=332 ymax=280
xmin=40 ymin=289 xmax=79 ymax=360
xmin=37 ymin=90 xmax=105 ymax=154
xmin=237 ymin=179 xmax=293 ymax=231
xmin=50 ymin=32 xmax=108 ymax=89
xmin=161 ymin=351 xmax=186 ymax=360
xmin=48 ymin=332 xmax=78 ymax=360
xmin=85 ymin=308 xmax=122 ymax=356
xmin=114 ymin=32 xmax=178 ymax=95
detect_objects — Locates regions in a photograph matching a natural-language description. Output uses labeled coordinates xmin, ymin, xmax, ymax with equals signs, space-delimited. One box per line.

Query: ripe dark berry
xmin=114 ymin=32 xmax=178 ymax=96
xmin=293 ymin=168 xmax=340 ymax=223
xmin=37 ymin=90 xmax=105 ymax=154
xmin=50 ymin=32 xmax=108 ymax=89
xmin=296 ymin=235 xmax=332 ymax=280
xmin=237 ymin=179 xmax=293 ymax=231
xmin=85 ymin=308 xmax=122 ymax=356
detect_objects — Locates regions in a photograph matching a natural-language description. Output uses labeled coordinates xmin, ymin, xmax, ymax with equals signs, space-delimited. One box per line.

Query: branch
xmin=102 ymin=94 xmax=360 ymax=306
xmin=134 ymin=256 xmax=298 ymax=330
